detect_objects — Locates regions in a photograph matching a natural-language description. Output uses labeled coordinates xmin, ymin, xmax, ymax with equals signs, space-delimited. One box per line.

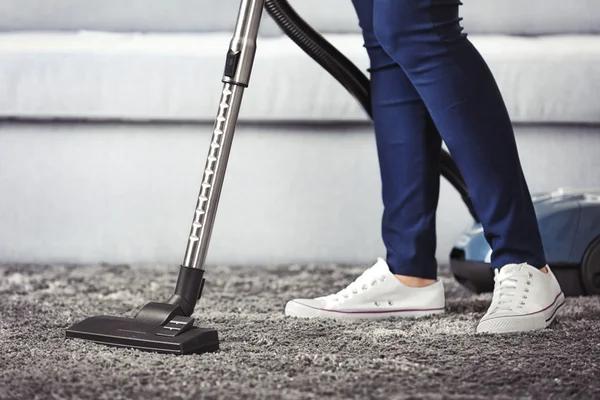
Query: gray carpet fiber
xmin=1 ymin=263 xmax=599 ymax=399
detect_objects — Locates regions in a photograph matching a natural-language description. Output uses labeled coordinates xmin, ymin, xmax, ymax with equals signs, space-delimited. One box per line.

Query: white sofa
xmin=1 ymin=0 xmax=599 ymax=266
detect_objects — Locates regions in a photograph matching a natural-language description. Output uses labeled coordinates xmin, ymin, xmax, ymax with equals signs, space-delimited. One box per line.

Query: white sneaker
xmin=477 ymin=263 xmax=565 ymax=334
xmin=284 ymin=258 xmax=445 ymax=320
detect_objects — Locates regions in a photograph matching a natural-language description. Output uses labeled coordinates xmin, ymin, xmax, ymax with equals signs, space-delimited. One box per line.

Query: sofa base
xmin=1 ymin=120 xmax=598 ymax=266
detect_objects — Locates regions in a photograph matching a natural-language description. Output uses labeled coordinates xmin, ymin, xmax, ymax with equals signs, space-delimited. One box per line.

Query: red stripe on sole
xmin=292 ymin=301 xmax=445 ymax=315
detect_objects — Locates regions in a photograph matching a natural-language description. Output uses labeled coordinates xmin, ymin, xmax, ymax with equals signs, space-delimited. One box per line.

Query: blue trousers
xmin=350 ymin=0 xmax=547 ymax=279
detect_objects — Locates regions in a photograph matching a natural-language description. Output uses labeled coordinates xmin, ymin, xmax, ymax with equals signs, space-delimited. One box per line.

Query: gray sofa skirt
xmin=1 ymin=121 xmax=598 ymax=266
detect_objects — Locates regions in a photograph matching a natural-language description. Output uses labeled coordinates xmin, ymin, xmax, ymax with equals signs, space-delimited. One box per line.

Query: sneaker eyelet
xmin=388 ymin=301 xmax=393 ymax=306
xmin=526 ymin=281 xmax=531 ymax=285
xmin=374 ymin=301 xmax=380 ymax=306
xmin=529 ymin=273 xmax=533 ymax=278
xmin=352 ymin=290 xmax=358 ymax=294
xmin=520 ymin=301 xmax=525 ymax=305
xmin=525 ymin=288 xmax=529 ymax=292
xmin=362 ymin=284 xmax=368 ymax=290
xmin=523 ymin=295 xmax=527 ymax=299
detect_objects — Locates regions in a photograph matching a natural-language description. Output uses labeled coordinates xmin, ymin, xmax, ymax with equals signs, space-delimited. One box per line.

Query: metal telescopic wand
xmin=166 ymin=0 xmax=264 ymax=316
xmin=182 ymin=0 xmax=265 ymax=271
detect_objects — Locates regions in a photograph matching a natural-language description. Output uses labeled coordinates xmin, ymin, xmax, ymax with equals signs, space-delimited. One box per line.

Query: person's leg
xmin=352 ymin=0 xmax=441 ymax=281
xmin=283 ymin=0 xmax=447 ymax=319
xmin=371 ymin=0 xmax=547 ymax=270
xmin=369 ymin=0 xmax=565 ymax=334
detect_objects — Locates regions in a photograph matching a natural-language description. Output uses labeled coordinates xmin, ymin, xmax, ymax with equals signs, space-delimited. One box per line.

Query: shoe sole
xmin=285 ymin=300 xmax=445 ymax=320
xmin=477 ymin=292 xmax=565 ymax=334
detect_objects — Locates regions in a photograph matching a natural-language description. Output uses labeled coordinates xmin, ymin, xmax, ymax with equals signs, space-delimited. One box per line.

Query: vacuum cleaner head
xmin=66 ymin=267 xmax=219 ymax=355
xmin=66 ymin=310 xmax=219 ymax=355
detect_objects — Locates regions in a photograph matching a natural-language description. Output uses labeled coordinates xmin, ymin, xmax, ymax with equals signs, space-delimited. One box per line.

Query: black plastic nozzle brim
xmin=65 ymin=315 xmax=219 ymax=355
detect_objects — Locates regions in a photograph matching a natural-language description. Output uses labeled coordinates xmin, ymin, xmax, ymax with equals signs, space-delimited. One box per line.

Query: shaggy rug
xmin=1 ymin=262 xmax=599 ymax=400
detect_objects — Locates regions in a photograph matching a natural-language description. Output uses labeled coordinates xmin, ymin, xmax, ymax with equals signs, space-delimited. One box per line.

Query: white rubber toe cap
xmin=285 ymin=298 xmax=328 ymax=318
xmin=477 ymin=312 xmax=547 ymax=334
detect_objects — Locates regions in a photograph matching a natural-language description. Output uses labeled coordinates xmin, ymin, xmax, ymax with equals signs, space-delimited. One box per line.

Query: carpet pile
xmin=1 ymin=263 xmax=599 ymax=399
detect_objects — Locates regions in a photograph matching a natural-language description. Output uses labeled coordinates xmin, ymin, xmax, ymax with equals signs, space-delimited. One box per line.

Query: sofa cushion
xmin=461 ymin=0 xmax=600 ymax=35
xmin=0 ymin=0 xmax=278 ymax=34
xmin=261 ymin=0 xmax=600 ymax=36
xmin=1 ymin=31 xmax=599 ymax=124
xmin=1 ymin=0 xmax=598 ymax=36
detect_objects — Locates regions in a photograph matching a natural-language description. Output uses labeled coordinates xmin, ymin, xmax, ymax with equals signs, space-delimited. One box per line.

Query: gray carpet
xmin=1 ymin=262 xmax=599 ymax=400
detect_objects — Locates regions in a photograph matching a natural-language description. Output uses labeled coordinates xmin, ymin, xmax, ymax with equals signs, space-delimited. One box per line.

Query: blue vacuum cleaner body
xmin=450 ymin=188 xmax=600 ymax=296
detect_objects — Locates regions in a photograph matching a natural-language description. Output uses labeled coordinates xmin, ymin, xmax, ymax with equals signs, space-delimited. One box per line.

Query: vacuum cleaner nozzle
xmin=66 ymin=266 xmax=219 ymax=355
xmin=65 ymin=312 xmax=219 ymax=355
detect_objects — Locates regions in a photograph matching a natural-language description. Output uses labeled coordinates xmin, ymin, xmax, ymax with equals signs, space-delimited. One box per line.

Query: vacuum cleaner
xmin=68 ymin=0 xmax=598 ymax=355
xmin=451 ymin=188 xmax=600 ymax=297
xmin=65 ymin=0 xmax=476 ymax=355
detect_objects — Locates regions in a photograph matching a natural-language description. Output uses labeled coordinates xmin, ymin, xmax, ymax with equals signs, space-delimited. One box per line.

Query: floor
xmin=1 ymin=262 xmax=599 ymax=399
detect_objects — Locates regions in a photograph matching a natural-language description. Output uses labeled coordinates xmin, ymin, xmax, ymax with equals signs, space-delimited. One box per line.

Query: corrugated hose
xmin=264 ymin=0 xmax=479 ymax=222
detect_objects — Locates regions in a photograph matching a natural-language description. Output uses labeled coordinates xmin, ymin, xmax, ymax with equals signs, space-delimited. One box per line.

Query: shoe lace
xmin=492 ymin=264 xmax=533 ymax=311
xmin=326 ymin=267 xmax=386 ymax=302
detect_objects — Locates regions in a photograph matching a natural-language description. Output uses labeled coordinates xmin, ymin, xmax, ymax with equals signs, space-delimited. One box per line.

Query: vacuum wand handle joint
xmin=222 ymin=0 xmax=265 ymax=87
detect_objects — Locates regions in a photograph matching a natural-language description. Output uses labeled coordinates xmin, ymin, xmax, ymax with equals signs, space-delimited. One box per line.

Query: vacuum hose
xmin=264 ymin=0 xmax=479 ymax=222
